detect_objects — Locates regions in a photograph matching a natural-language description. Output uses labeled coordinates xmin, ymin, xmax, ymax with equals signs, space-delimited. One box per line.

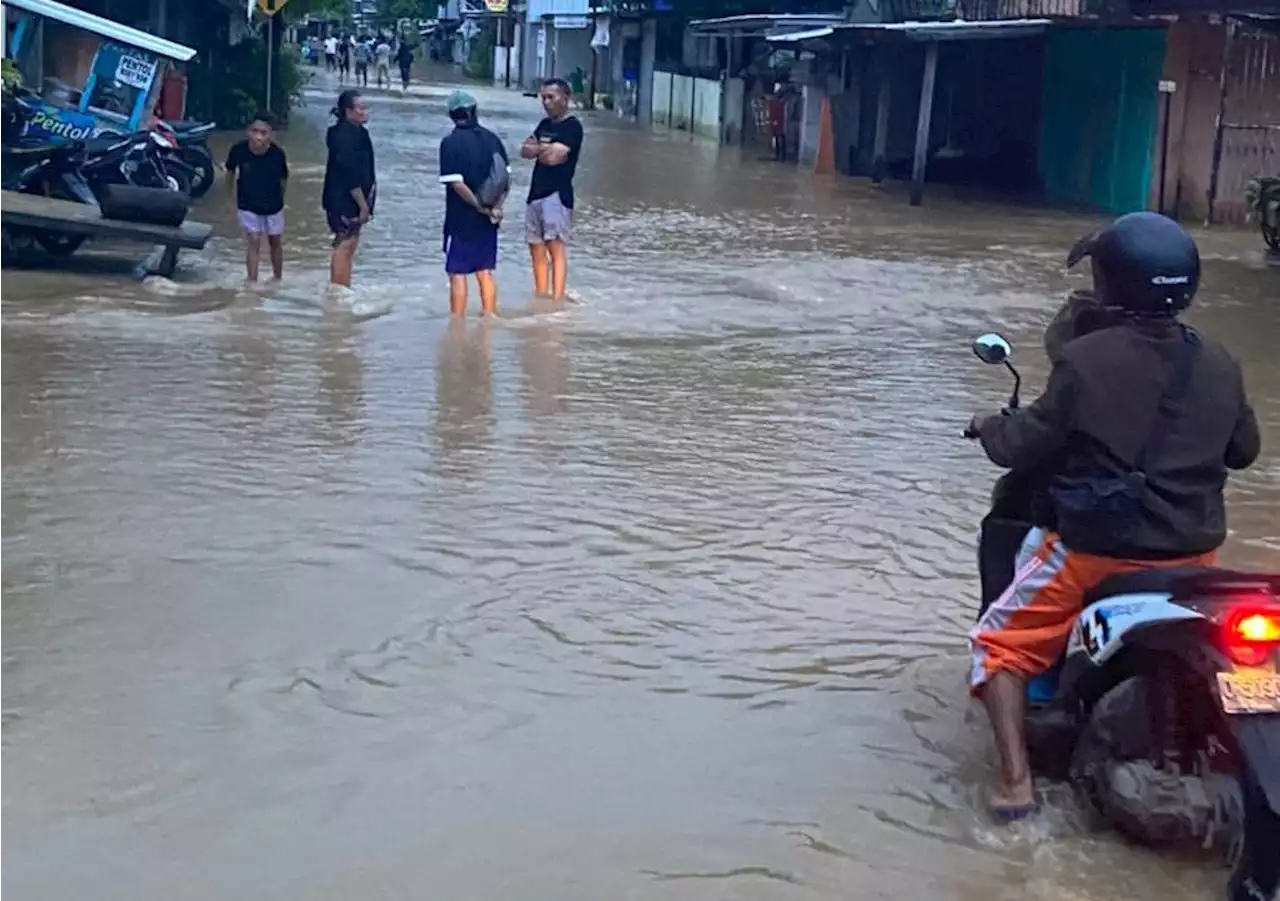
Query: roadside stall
xmin=2 ymin=0 xmax=195 ymax=141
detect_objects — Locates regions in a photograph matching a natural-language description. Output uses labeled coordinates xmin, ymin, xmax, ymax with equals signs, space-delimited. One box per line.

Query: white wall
xmin=652 ymin=70 xmax=673 ymax=126
xmin=799 ymin=84 xmax=825 ymax=167
xmin=652 ymin=71 xmax=722 ymax=140
xmin=492 ymin=44 xmax=521 ymax=86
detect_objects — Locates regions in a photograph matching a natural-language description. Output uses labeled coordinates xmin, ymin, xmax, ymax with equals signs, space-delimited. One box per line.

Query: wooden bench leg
xmin=135 ymin=244 xmax=181 ymax=279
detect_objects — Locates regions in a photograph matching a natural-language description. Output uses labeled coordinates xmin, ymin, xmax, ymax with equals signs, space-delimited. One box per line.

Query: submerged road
xmin=3 ymin=72 xmax=1278 ymax=901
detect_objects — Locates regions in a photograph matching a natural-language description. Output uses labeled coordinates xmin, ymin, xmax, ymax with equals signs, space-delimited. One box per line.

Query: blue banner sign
xmin=22 ymin=100 xmax=103 ymax=143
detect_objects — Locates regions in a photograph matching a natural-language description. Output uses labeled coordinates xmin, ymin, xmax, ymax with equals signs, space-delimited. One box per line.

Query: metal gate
xmin=1207 ymin=20 xmax=1280 ymax=225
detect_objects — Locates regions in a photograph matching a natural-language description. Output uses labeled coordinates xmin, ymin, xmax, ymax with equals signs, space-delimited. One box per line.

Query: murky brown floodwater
xmin=4 ymin=70 xmax=1279 ymax=901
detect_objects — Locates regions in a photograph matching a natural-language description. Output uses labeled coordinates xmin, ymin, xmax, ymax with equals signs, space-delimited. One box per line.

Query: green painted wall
xmin=1039 ymin=27 xmax=1167 ymax=214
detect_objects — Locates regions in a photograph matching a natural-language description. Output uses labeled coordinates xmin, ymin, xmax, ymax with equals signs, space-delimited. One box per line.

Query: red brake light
xmin=1223 ymin=604 xmax=1280 ymax=666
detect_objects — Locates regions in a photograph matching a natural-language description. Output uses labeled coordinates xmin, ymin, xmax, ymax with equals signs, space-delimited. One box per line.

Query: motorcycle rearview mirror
xmin=970 ymin=332 xmax=1022 ymax=410
xmin=971 ymin=333 xmax=1012 ymax=365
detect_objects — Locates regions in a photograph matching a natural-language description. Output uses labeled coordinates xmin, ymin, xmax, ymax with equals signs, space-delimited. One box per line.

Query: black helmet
xmin=1066 ymin=212 xmax=1200 ymax=316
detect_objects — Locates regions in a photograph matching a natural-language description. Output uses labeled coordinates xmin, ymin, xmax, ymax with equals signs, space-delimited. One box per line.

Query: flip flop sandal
xmin=991 ymin=802 xmax=1038 ymax=823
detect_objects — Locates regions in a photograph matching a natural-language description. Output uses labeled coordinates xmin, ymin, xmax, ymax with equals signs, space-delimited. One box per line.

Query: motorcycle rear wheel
xmin=1071 ymin=676 xmax=1244 ymax=850
xmin=179 ymin=146 xmax=215 ymax=198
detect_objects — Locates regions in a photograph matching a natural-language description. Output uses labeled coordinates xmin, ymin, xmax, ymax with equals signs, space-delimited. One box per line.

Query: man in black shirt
xmin=225 ymin=110 xmax=289 ymax=281
xmin=521 ymin=77 xmax=583 ymax=301
xmin=439 ymin=89 xmax=509 ymax=316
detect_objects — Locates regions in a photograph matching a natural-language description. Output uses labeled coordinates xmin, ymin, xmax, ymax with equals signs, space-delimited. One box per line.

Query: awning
xmin=6 ymin=0 xmax=197 ymax=60
xmin=689 ymin=12 xmax=846 ymax=37
xmin=767 ymin=18 xmax=1053 ymax=45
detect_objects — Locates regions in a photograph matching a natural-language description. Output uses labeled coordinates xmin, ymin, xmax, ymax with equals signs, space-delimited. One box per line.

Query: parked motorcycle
xmin=83 ymin=129 xmax=188 ymax=192
xmin=155 ymin=119 xmax=216 ymax=199
xmin=0 ymin=138 xmax=98 ymax=262
xmin=964 ymin=332 xmax=1280 ymax=901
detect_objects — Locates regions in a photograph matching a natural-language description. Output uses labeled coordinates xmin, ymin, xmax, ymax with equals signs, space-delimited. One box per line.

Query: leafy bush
xmin=2 ymin=58 xmax=22 ymax=90
xmin=463 ymin=25 xmax=495 ymax=80
xmin=186 ymin=35 xmax=308 ymax=128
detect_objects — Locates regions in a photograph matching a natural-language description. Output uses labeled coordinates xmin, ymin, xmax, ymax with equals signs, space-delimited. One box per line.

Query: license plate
xmin=1217 ymin=670 xmax=1280 ymax=715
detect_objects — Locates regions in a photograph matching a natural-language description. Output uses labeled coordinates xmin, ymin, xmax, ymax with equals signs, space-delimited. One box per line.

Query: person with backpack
xmin=966 ymin=212 xmax=1260 ymax=820
xmin=438 ymin=89 xmax=509 ymax=317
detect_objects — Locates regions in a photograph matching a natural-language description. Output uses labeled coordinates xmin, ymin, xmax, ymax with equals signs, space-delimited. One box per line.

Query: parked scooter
xmin=82 ymin=129 xmax=187 ymax=192
xmin=965 ymin=332 xmax=1280 ymax=901
xmin=155 ymin=118 xmax=216 ymax=198
xmin=3 ymin=87 xmax=185 ymax=193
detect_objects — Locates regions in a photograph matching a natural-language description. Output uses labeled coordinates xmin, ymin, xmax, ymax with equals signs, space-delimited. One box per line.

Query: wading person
xmin=337 ymin=35 xmax=351 ymax=83
xmin=396 ymin=39 xmax=414 ymax=91
xmin=322 ymin=89 xmax=376 ymax=288
xmin=374 ymin=36 xmax=392 ymax=90
xmin=225 ymin=110 xmax=289 ymax=282
xmin=967 ymin=213 xmax=1259 ymax=821
xmin=521 ymin=77 xmax=583 ymax=300
xmin=353 ymin=36 xmax=371 ymax=88
xmin=324 ymin=34 xmax=337 ymax=72
xmin=439 ymin=89 xmax=509 ymax=317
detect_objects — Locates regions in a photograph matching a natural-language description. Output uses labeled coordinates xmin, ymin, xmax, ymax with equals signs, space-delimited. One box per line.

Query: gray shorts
xmin=525 ymin=193 xmax=573 ymax=244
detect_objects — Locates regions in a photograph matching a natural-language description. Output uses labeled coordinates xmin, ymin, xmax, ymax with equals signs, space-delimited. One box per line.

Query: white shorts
xmin=238 ymin=209 xmax=285 ymax=236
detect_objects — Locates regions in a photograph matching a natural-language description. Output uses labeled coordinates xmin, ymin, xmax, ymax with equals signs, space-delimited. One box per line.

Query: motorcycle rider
xmin=967 ymin=212 xmax=1261 ymax=820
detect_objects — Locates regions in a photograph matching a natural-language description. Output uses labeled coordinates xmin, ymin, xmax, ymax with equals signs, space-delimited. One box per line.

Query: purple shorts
xmin=238 ymin=209 xmax=284 ymax=236
xmin=524 ymin=193 xmax=573 ymax=244
xmin=444 ymin=231 xmax=498 ymax=275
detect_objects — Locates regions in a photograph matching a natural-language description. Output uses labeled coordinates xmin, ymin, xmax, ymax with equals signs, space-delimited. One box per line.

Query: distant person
xmin=225 ymin=110 xmax=289 ymax=282
xmin=438 ymin=89 xmax=508 ymax=317
xmin=353 ymin=37 xmax=371 ymax=87
xmin=337 ymin=35 xmax=351 ymax=83
xmin=520 ymin=77 xmax=583 ymax=300
xmin=374 ymin=37 xmax=392 ymax=90
xmin=768 ymin=86 xmax=787 ymax=161
xmin=396 ymin=40 xmax=414 ymax=91
xmin=322 ymin=89 xmax=376 ymax=288
xmin=324 ymin=35 xmax=337 ymax=72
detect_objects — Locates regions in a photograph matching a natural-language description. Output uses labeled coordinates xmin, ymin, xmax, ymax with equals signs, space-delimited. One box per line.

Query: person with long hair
xmin=322 ymin=89 xmax=375 ymax=287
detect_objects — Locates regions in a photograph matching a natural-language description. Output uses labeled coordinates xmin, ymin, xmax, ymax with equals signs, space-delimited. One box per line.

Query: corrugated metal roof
xmin=6 ymin=0 xmax=198 ymax=60
xmin=689 ymin=12 xmax=847 ymax=35
xmin=767 ymin=17 xmax=1053 ymax=42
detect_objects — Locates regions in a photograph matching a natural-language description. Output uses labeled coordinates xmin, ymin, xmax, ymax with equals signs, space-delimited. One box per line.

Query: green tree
xmin=376 ymin=0 xmax=428 ymax=23
xmin=285 ymin=0 xmax=351 ymax=19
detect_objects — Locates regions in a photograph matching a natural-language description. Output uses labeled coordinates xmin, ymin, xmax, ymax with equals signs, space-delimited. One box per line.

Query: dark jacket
xmin=322 ymin=120 xmax=376 ymax=219
xmin=977 ymin=318 xmax=1260 ymax=559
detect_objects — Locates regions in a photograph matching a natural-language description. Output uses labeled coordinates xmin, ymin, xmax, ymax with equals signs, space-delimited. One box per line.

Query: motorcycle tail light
xmin=1223 ymin=603 xmax=1280 ymax=667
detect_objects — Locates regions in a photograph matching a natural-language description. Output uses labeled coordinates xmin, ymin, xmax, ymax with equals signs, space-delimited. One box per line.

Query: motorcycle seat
xmin=1086 ymin=566 xmax=1280 ymax=606
xmin=82 ymin=134 xmax=140 ymax=154
xmin=3 ymin=138 xmax=64 ymax=155
xmin=166 ymin=119 xmax=214 ymax=135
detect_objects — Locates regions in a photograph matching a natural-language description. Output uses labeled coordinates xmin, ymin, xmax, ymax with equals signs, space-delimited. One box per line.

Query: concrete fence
xmin=652 ymin=69 xmax=721 ymax=140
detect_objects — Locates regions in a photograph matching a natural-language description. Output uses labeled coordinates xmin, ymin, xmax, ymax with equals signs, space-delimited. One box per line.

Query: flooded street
xmin=3 ymin=72 xmax=1279 ymax=901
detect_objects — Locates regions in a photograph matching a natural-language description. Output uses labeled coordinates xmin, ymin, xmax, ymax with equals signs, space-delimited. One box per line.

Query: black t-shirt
xmin=225 ymin=140 xmax=288 ymax=215
xmin=527 ymin=115 xmax=583 ymax=208
xmin=322 ymin=121 xmax=376 ymax=218
xmin=439 ymin=122 xmax=508 ymax=241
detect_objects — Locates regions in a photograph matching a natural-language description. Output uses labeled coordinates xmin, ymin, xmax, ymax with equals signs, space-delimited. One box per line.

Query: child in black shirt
xmin=225 ymin=111 xmax=289 ymax=281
